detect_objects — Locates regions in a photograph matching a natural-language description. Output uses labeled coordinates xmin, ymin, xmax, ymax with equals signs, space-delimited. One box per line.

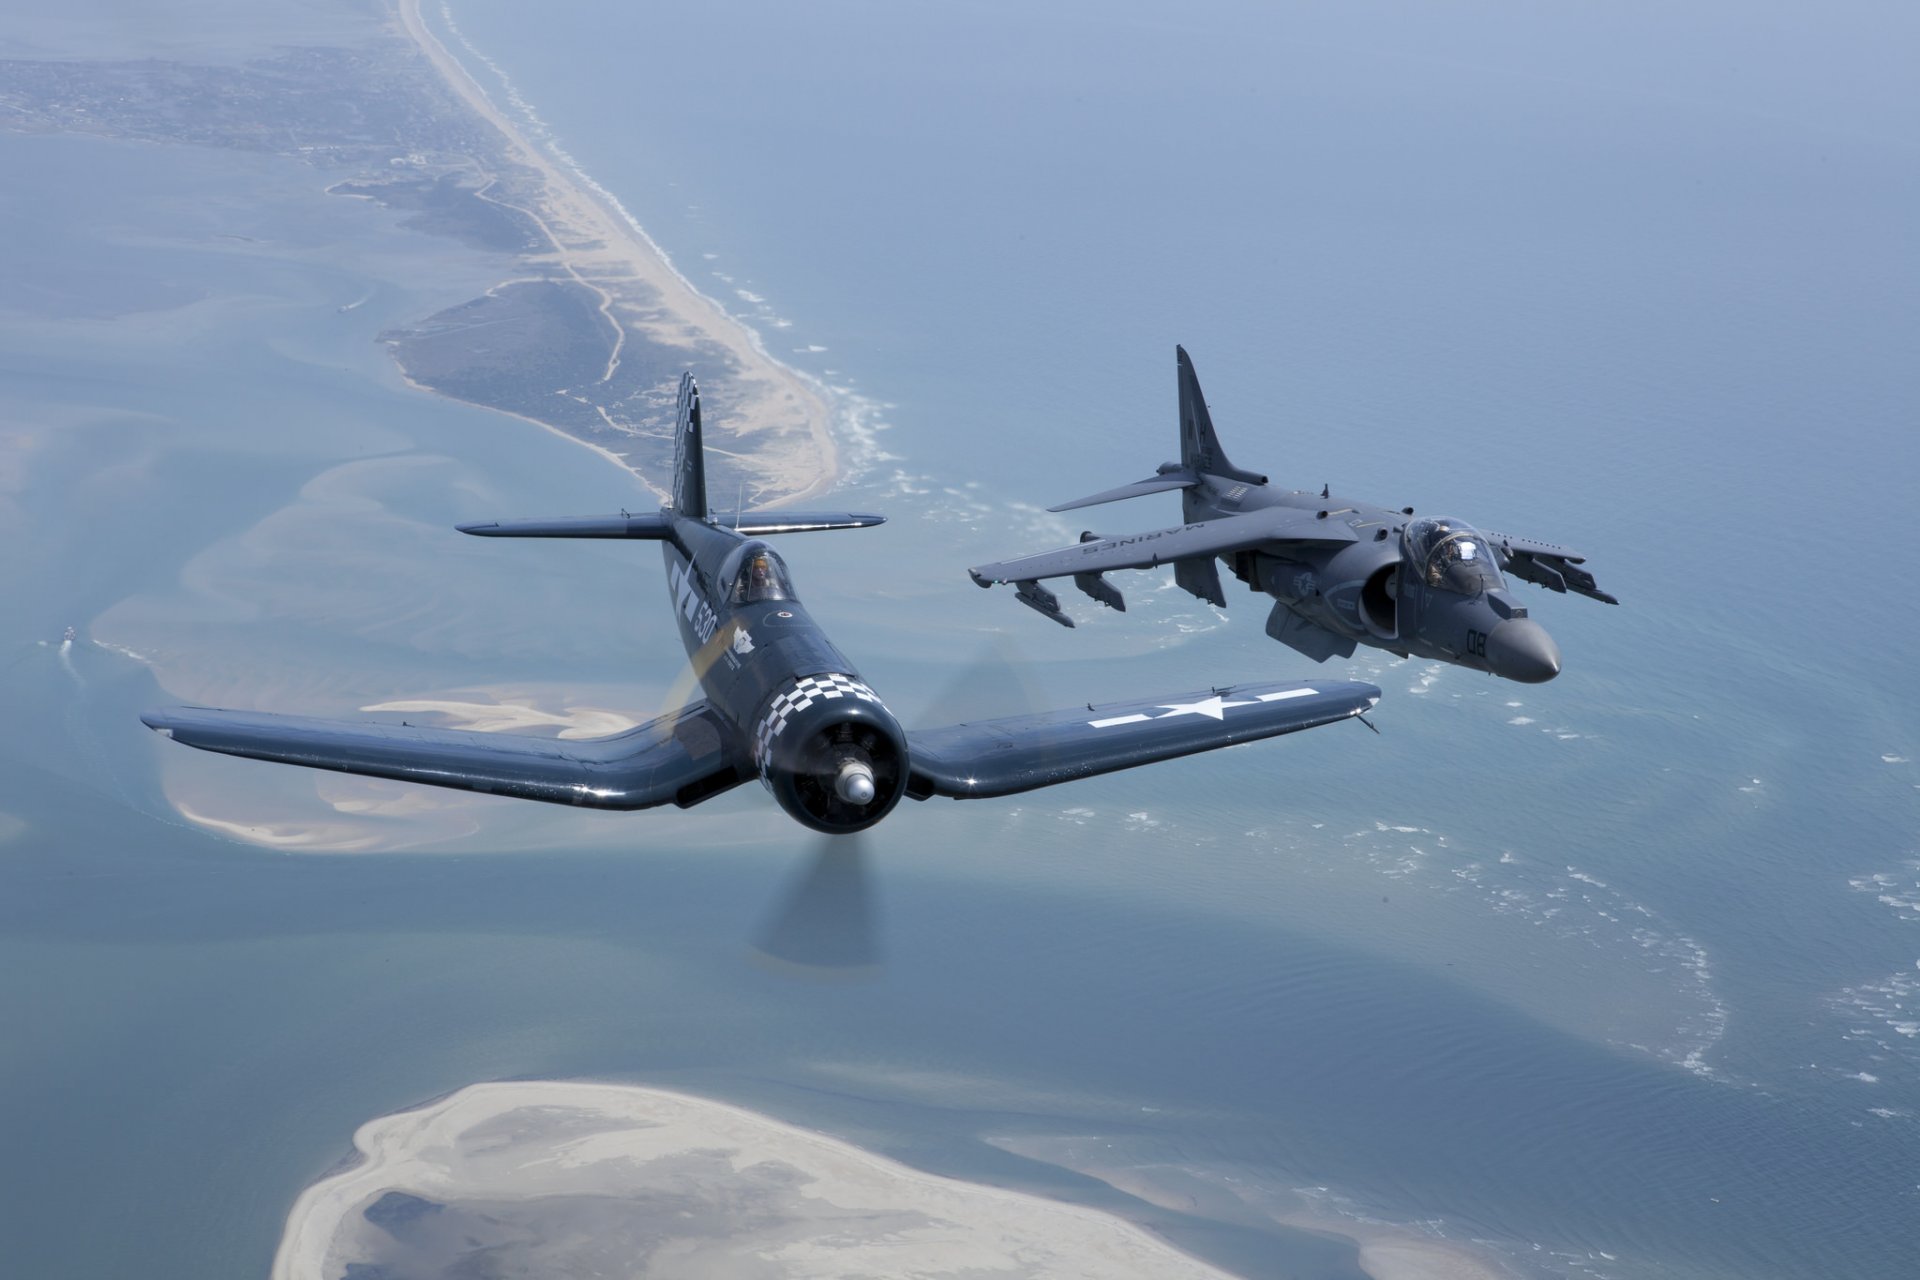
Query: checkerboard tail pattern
xmin=751 ymin=673 xmax=885 ymax=775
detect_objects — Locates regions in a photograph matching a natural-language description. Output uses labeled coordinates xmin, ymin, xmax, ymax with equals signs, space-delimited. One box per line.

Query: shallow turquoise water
xmin=3 ymin=3 xmax=1918 ymax=1277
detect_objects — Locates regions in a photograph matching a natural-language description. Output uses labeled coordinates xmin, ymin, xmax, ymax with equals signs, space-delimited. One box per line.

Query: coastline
xmin=390 ymin=0 xmax=839 ymax=505
xmin=986 ymin=1135 xmax=1524 ymax=1280
xmin=272 ymin=1080 xmax=1243 ymax=1279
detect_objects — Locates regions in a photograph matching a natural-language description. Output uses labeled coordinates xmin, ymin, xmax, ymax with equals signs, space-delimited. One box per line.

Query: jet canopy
xmin=725 ymin=543 xmax=795 ymax=604
xmin=1405 ymin=517 xmax=1503 ymax=595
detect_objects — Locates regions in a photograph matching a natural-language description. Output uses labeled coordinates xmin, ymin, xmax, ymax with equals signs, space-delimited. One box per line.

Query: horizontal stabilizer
xmin=457 ymin=511 xmax=885 ymax=539
xmin=141 ymin=701 xmax=746 ymax=811
xmin=1048 ymin=468 xmax=1199 ymax=513
xmin=459 ymin=514 xmax=672 ymax=539
xmin=722 ymin=510 xmax=887 ymax=534
xmin=907 ymin=678 xmax=1380 ymax=800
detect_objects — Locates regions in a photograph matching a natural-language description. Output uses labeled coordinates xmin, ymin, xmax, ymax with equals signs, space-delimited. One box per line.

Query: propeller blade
xmin=751 ymin=833 xmax=881 ymax=975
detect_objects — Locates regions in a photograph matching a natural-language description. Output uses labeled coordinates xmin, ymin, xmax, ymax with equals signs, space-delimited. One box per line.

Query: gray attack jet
xmin=142 ymin=374 xmax=1380 ymax=835
xmin=970 ymin=347 xmax=1616 ymax=684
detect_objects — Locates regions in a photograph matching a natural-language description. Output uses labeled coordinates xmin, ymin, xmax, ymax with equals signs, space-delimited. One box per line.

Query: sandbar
xmin=274 ymin=1080 xmax=1239 ymax=1279
xmin=988 ymin=1134 xmax=1523 ymax=1280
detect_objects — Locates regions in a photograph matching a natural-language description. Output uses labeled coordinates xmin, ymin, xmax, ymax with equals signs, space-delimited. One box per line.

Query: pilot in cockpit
xmin=1407 ymin=517 xmax=1501 ymax=594
xmin=737 ymin=550 xmax=792 ymax=604
xmin=1428 ymin=533 xmax=1481 ymax=584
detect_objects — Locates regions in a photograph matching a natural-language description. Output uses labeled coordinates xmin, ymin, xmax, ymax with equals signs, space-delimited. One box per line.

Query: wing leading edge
xmin=140 ymin=701 xmax=747 ymax=810
xmin=969 ymin=507 xmax=1357 ymax=588
xmin=905 ymin=678 xmax=1379 ymax=800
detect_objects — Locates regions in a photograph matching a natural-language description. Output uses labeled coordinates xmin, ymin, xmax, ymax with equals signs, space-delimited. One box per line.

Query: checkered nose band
xmin=751 ymin=673 xmax=886 ymax=775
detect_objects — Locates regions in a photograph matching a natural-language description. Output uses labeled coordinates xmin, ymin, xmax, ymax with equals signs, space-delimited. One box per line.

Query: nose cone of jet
xmin=1486 ymin=617 xmax=1561 ymax=683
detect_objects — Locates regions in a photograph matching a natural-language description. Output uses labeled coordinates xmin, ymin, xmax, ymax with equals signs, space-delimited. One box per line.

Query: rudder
xmin=1177 ymin=346 xmax=1266 ymax=487
xmin=671 ymin=372 xmax=708 ymax=519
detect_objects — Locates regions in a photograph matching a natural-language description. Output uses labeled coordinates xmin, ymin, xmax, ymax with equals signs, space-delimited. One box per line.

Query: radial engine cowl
xmin=753 ymin=675 xmax=909 ymax=834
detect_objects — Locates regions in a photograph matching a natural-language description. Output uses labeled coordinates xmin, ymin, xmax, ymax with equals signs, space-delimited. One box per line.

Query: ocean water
xmin=3 ymin=2 xmax=1919 ymax=1277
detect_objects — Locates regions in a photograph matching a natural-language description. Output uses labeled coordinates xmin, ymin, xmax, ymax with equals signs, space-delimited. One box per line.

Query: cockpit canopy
xmin=726 ymin=543 xmax=795 ymax=604
xmin=1404 ymin=517 xmax=1503 ymax=595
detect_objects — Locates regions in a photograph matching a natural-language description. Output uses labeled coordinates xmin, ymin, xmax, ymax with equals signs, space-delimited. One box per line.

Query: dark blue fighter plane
xmin=970 ymin=348 xmax=1616 ymax=684
xmin=143 ymin=375 xmax=1380 ymax=835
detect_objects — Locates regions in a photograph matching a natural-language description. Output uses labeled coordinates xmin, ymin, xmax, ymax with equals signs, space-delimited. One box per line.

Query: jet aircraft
xmin=142 ymin=374 xmax=1381 ymax=835
xmin=969 ymin=348 xmax=1616 ymax=683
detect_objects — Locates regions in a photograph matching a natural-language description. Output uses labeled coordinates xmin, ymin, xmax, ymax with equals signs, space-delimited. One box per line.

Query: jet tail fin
xmin=670 ymin=372 xmax=708 ymax=519
xmin=1177 ymin=345 xmax=1266 ymax=486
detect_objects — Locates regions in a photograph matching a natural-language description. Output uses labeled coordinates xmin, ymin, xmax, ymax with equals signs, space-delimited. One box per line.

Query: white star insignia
xmin=1153 ymin=695 xmax=1256 ymax=721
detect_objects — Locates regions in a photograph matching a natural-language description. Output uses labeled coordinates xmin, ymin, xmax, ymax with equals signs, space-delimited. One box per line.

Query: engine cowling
xmin=751 ymin=674 xmax=909 ymax=834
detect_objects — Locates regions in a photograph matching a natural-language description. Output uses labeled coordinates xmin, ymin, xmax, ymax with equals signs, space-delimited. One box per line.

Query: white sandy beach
xmin=393 ymin=0 xmax=839 ymax=504
xmin=274 ymin=1080 xmax=1242 ymax=1279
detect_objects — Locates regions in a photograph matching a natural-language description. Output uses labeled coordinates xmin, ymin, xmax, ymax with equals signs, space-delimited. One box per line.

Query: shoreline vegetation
xmin=389 ymin=0 xmax=839 ymax=506
xmin=0 ymin=0 xmax=839 ymax=505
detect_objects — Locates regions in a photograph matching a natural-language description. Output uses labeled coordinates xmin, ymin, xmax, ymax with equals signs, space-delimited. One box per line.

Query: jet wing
xmin=141 ymin=700 xmax=747 ymax=811
xmin=1486 ymin=532 xmax=1618 ymax=605
xmin=969 ymin=508 xmax=1357 ymax=588
xmin=905 ymin=678 xmax=1379 ymax=800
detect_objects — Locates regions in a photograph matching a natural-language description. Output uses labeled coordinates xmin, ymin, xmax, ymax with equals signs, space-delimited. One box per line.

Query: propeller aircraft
xmin=143 ymin=374 xmax=1381 ymax=835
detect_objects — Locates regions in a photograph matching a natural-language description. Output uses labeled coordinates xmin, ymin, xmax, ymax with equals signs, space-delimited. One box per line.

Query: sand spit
xmin=274 ymin=1080 xmax=1237 ymax=1279
xmin=390 ymin=0 xmax=838 ymax=505
xmin=987 ymin=1135 xmax=1523 ymax=1280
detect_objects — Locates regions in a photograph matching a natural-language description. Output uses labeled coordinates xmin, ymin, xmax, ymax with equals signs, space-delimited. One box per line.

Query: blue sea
xmin=2 ymin=2 xmax=1917 ymax=1276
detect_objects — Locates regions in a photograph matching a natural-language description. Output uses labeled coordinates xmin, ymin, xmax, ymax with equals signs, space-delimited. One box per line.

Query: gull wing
xmin=968 ymin=507 xmax=1356 ymax=588
xmin=1486 ymin=531 xmax=1618 ymax=605
xmin=141 ymin=700 xmax=748 ymax=811
xmin=905 ymin=678 xmax=1379 ymax=800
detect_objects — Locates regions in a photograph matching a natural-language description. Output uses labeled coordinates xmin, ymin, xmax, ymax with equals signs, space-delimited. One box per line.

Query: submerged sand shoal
xmin=274 ymin=1080 xmax=1238 ymax=1280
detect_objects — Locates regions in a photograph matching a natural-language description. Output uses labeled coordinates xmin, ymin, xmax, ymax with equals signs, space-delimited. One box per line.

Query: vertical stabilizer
xmin=1177 ymin=346 xmax=1266 ymax=487
xmin=670 ymin=372 xmax=708 ymax=519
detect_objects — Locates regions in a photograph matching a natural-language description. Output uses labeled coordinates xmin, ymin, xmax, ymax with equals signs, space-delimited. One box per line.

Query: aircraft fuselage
xmin=1179 ymin=480 xmax=1562 ymax=683
xmin=661 ymin=516 xmax=912 ymax=829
